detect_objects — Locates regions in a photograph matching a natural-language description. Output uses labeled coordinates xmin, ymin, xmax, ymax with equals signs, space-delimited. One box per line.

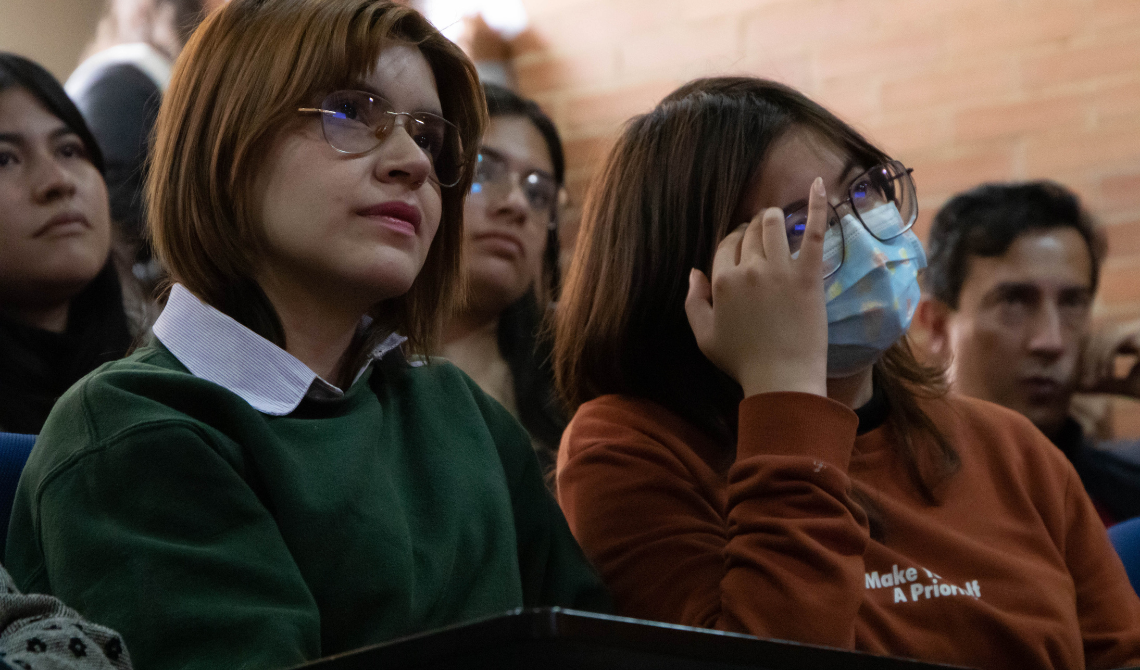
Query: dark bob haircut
xmin=0 ymin=52 xmax=105 ymax=173
xmin=926 ymin=181 xmax=1103 ymax=309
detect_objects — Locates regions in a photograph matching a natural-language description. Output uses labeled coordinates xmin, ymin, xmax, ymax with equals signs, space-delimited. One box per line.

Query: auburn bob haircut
xmin=555 ymin=77 xmax=957 ymax=506
xmin=147 ymin=0 xmax=486 ymax=366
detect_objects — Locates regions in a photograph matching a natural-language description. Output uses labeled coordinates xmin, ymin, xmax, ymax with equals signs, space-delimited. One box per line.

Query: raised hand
xmin=685 ymin=177 xmax=830 ymax=398
xmin=1080 ymin=318 xmax=1140 ymax=398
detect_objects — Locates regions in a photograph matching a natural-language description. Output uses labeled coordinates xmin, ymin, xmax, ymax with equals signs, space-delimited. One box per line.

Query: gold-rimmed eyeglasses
xmin=298 ymin=89 xmax=464 ymax=187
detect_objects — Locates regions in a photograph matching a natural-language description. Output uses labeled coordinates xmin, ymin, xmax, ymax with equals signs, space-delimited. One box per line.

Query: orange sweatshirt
xmin=557 ymin=392 xmax=1140 ymax=669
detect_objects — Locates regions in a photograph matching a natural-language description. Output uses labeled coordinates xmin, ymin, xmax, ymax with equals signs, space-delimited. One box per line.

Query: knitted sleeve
xmin=0 ymin=564 xmax=131 ymax=669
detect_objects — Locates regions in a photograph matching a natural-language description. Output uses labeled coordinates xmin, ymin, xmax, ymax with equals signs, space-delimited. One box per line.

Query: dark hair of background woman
xmin=0 ymin=52 xmax=131 ymax=434
xmin=554 ymin=77 xmax=957 ymax=511
xmin=482 ymin=82 xmax=567 ymax=467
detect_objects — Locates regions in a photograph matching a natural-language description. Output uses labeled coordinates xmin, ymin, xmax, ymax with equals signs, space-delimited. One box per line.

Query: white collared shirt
xmin=152 ymin=283 xmax=405 ymax=416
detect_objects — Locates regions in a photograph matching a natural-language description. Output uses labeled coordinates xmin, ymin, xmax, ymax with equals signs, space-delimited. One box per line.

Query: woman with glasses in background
xmin=6 ymin=2 xmax=606 ymax=669
xmin=553 ymin=76 xmax=1140 ymax=669
xmin=440 ymin=83 xmax=566 ymax=471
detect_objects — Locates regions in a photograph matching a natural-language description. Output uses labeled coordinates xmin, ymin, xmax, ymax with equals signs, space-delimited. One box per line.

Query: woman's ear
xmin=912 ymin=295 xmax=954 ymax=362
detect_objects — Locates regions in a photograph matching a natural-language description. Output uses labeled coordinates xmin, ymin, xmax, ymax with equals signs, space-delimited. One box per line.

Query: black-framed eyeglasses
xmin=298 ymin=89 xmax=464 ymax=187
xmin=783 ymin=160 xmax=917 ymax=277
xmin=470 ymin=148 xmax=559 ymax=224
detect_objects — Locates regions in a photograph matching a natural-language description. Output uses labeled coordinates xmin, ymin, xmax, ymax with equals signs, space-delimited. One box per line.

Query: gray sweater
xmin=0 ymin=565 xmax=130 ymax=669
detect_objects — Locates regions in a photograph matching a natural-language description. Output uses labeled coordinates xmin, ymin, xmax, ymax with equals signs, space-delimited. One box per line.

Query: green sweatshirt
xmin=5 ymin=343 xmax=608 ymax=670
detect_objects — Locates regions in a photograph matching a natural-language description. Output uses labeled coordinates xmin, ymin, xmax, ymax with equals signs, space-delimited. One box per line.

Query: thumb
xmin=685 ymin=268 xmax=714 ymax=348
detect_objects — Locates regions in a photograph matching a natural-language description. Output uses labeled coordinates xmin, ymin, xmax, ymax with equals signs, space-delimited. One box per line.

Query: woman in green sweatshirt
xmin=4 ymin=2 xmax=608 ymax=668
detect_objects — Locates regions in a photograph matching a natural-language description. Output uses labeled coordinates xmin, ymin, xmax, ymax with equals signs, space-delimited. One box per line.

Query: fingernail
xmin=813 ymin=177 xmax=825 ymax=196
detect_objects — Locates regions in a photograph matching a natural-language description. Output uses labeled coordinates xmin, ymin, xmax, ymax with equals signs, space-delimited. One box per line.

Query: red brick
xmin=814 ymin=76 xmax=882 ymax=128
xmin=881 ymin=60 xmax=1019 ymax=113
xmin=1101 ymin=175 xmax=1140 ymax=211
xmin=1026 ymin=126 xmax=1140 ymax=174
xmin=815 ymin=29 xmax=942 ymax=81
xmin=618 ymin=16 xmax=741 ymax=77
xmin=863 ymin=109 xmax=953 ymax=157
xmin=562 ymin=80 xmax=680 ymax=128
xmin=953 ymin=95 xmax=1088 ymax=142
xmin=909 ymin=147 xmax=1017 ymax=199
xmin=912 ymin=206 xmax=938 ymax=244
xmin=1096 ymin=260 xmax=1140 ymax=305
xmin=888 ymin=0 xmax=993 ymax=24
xmin=1092 ymin=80 xmax=1140 ymax=125
xmin=1103 ymin=219 xmax=1140 ymax=258
xmin=730 ymin=55 xmax=813 ymax=94
xmin=1024 ymin=40 xmax=1140 ymax=91
xmin=1090 ymin=0 xmax=1140 ymax=40
xmin=944 ymin=2 xmax=1083 ymax=56
xmin=515 ymin=49 xmax=617 ymax=94
xmin=742 ymin=0 xmax=879 ymax=63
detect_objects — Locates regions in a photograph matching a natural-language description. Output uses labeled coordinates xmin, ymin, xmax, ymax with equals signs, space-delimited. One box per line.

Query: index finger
xmin=710 ymin=225 xmax=747 ymax=282
xmin=795 ymin=177 xmax=828 ymax=277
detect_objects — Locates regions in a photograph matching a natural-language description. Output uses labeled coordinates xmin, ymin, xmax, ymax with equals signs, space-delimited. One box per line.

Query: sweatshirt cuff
xmin=737 ymin=392 xmax=859 ymax=471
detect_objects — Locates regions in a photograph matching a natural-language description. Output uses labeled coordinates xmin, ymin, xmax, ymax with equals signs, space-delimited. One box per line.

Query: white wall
xmin=1 ymin=0 xmax=105 ymax=82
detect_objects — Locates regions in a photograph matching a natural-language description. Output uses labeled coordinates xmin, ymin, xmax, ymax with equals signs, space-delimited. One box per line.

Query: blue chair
xmin=0 ymin=433 xmax=35 ymax=554
xmin=1109 ymin=517 xmax=1140 ymax=597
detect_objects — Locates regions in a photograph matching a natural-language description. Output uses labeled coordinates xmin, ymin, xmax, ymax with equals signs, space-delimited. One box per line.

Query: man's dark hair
xmin=927 ymin=181 xmax=1103 ymax=308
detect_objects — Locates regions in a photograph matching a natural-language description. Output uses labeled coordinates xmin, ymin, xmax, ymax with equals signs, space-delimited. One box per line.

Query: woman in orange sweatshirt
xmin=553 ymin=76 xmax=1140 ymax=669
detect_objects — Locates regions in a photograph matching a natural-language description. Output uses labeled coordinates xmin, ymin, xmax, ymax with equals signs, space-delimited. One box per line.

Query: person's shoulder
xmin=565 ymin=394 xmax=708 ymax=459
xmin=388 ymin=355 xmax=528 ymax=434
xmin=921 ymin=393 xmax=1074 ymax=476
xmin=42 ymin=342 xmax=257 ymax=451
xmin=384 ymin=355 xmax=488 ymax=406
xmin=922 ymin=393 xmax=1040 ymax=432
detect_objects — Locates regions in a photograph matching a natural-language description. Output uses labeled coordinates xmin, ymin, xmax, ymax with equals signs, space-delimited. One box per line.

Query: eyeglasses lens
xmin=319 ymin=90 xmax=463 ymax=187
xmin=785 ymin=210 xmax=845 ymax=277
xmin=321 ymin=91 xmax=379 ymax=154
xmin=472 ymin=151 xmax=557 ymax=213
xmin=851 ymin=161 xmax=917 ymax=240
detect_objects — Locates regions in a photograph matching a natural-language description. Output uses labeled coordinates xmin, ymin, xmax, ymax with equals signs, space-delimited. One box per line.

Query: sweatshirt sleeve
xmin=1060 ymin=469 xmax=1140 ymax=669
xmin=7 ymin=424 xmax=321 ymax=670
xmin=557 ymin=392 xmax=868 ymax=648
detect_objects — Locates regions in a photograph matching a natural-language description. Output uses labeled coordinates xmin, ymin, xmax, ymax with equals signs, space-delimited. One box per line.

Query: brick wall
xmin=511 ymin=0 xmax=1140 ymax=436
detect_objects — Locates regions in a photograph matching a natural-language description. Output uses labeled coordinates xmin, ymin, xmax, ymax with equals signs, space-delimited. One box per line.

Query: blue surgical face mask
xmin=823 ymin=203 xmax=927 ymax=378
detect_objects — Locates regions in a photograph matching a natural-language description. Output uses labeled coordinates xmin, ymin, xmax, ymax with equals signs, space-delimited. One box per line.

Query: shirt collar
xmin=152 ymin=283 xmax=405 ymax=416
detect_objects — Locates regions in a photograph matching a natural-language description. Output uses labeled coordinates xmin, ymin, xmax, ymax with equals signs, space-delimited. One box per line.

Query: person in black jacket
xmin=916 ymin=180 xmax=1140 ymax=524
xmin=0 ymin=53 xmax=135 ymax=434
